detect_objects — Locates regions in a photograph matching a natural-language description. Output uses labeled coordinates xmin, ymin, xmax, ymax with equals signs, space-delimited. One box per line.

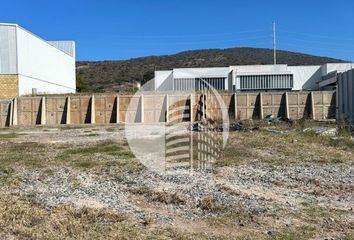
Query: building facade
xmin=0 ymin=23 xmax=76 ymax=98
xmin=153 ymin=63 xmax=353 ymax=92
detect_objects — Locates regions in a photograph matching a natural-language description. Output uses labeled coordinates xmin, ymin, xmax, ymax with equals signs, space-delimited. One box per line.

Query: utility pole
xmin=273 ymin=21 xmax=277 ymax=65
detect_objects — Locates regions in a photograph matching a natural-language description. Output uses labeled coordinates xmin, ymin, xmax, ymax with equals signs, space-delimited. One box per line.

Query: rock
xmin=303 ymin=127 xmax=337 ymax=137
xmin=267 ymin=230 xmax=277 ymax=236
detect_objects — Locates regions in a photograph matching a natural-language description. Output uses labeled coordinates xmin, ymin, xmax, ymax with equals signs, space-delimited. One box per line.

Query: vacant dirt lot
xmin=0 ymin=123 xmax=353 ymax=239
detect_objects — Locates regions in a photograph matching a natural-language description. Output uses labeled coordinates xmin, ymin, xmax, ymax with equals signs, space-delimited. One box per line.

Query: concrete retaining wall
xmin=0 ymin=91 xmax=336 ymax=128
xmin=95 ymin=95 xmax=117 ymax=124
xmin=0 ymin=100 xmax=11 ymax=128
xmin=17 ymin=97 xmax=42 ymax=125
xmin=46 ymin=96 xmax=67 ymax=125
xmin=70 ymin=95 xmax=91 ymax=124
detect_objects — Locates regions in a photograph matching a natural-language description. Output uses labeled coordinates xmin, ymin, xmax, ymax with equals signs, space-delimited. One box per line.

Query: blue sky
xmin=3 ymin=0 xmax=354 ymax=61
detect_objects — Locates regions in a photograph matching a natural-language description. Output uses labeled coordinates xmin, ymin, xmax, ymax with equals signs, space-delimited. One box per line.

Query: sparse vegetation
xmin=130 ymin=186 xmax=186 ymax=205
xmin=198 ymin=196 xmax=224 ymax=212
xmin=0 ymin=133 xmax=19 ymax=139
xmin=56 ymin=141 xmax=141 ymax=172
xmin=76 ymin=75 xmax=89 ymax=92
xmin=217 ymin=127 xmax=353 ymax=167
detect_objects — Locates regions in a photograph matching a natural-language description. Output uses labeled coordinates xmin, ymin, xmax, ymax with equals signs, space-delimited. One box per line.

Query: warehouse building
xmin=0 ymin=23 xmax=76 ymax=98
xmin=318 ymin=63 xmax=354 ymax=89
xmin=154 ymin=63 xmax=353 ymax=92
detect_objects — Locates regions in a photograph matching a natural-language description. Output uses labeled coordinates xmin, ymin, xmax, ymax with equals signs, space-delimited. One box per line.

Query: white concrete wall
xmin=173 ymin=67 xmax=229 ymax=78
xmin=232 ymin=65 xmax=322 ymax=90
xmin=155 ymin=68 xmax=231 ymax=91
xmin=231 ymin=64 xmax=288 ymax=74
xmin=288 ymin=66 xmax=322 ymax=90
xmin=18 ymin=75 xmax=75 ymax=95
xmin=155 ymin=70 xmax=173 ymax=90
xmin=0 ymin=24 xmax=17 ymax=74
xmin=322 ymin=63 xmax=353 ymax=75
xmin=16 ymin=26 xmax=76 ymax=95
xmin=47 ymin=41 xmax=75 ymax=58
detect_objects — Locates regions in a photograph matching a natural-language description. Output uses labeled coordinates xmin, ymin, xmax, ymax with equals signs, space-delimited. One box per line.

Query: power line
xmin=278 ymin=36 xmax=354 ymax=48
xmin=97 ymin=29 xmax=269 ymax=39
xmin=105 ymin=36 xmax=273 ymax=46
xmin=279 ymin=29 xmax=354 ymax=42
xmin=279 ymin=43 xmax=354 ymax=55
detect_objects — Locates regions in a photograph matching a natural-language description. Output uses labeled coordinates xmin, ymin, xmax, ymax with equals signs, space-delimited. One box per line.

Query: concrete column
xmin=190 ymin=129 xmax=193 ymax=171
xmin=165 ymin=95 xmax=169 ymax=123
xmin=297 ymin=93 xmax=301 ymax=119
xmin=66 ymin=96 xmax=71 ymax=124
xmin=322 ymin=91 xmax=326 ymax=119
xmin=259 ymin=92 xmax=264 ymax=120
xmin=202 ymin=94 xmax=205 ymax=120
xmin=234 ymin=93 xmax=238 ymax=120
xmin=12 ymin=98 xmax=18 ymax=126
xmin=246 ymin=94 xmax=249 ymax=119
xmin=190 ymin=94 xmax=194 ymax=123
xmin=116 ymin=95 xmax=120 ymax=124
xmin=91 ymin=95 xmax=96 ymax=124
xmin=336 ymin=76 xmax=340 ymax=120
xmin=285 ymin=92 xmax=290 ymax=119
xmin=206 ymin=93 xmax=209 ymax=119
xmin=310 ymin=92 xmax=315 ymax=120
xmin=140 ymin=95 xmax=144 ymax=123
xmin=8 ymin=99 xmax=14 ymax=127
xmin=40 ymin=97 xmax=46 ymax=125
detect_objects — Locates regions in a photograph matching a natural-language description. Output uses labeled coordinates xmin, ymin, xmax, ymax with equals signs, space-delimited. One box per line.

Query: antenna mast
xmin=273 ymin=21 xmax=277 ymax=65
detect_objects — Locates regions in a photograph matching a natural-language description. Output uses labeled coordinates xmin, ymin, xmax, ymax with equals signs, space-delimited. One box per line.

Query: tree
xmin=76 ymin=75 xmax=89 ymax=92
xmin=142 ymin=70 xmax=154 ymax=84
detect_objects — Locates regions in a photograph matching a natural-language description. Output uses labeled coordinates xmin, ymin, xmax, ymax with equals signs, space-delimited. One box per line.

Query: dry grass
xmin=4 ymin=192 xmax=326 ymax=240
xmin=130 ymin=186 xmax=186 ymax=205
xmin=198 ymin=197 xmax=225 ymax=213
xmin=0 ymin=139 xmax=143 ymax=174
xmin=0 ymin=194 xmax=134 ymax=240
xmin=56 ymin=141 xmax=143 ymax=173
xmin=0 ymin=193 xmax=244 ymax=240
xmin=0 ymin=133 xmax=20 ymax=139
xmin=149 ymin=191 xmax=186 ymax=205
xmin=217 ymin=128 xmax=354 ymax=167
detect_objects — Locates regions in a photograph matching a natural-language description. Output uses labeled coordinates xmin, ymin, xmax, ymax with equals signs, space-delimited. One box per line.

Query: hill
xmin=76 ymin=47 xmax=344 ymax=92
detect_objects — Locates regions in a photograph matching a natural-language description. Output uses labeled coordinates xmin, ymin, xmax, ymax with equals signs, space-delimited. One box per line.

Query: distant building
xmin=0 ymin=23 xmax=76 ymax=98
xmin=153 ymin=63 xmax=353 ymax=92
xmin=318 ymin=63 xmax=354 ymax=89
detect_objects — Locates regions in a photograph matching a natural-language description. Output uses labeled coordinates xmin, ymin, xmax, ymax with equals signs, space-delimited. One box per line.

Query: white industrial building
xmin=154 ymin=63 xmax=353 ymax=92
xmin=0 ymin=23 xmax=76 ymax=98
